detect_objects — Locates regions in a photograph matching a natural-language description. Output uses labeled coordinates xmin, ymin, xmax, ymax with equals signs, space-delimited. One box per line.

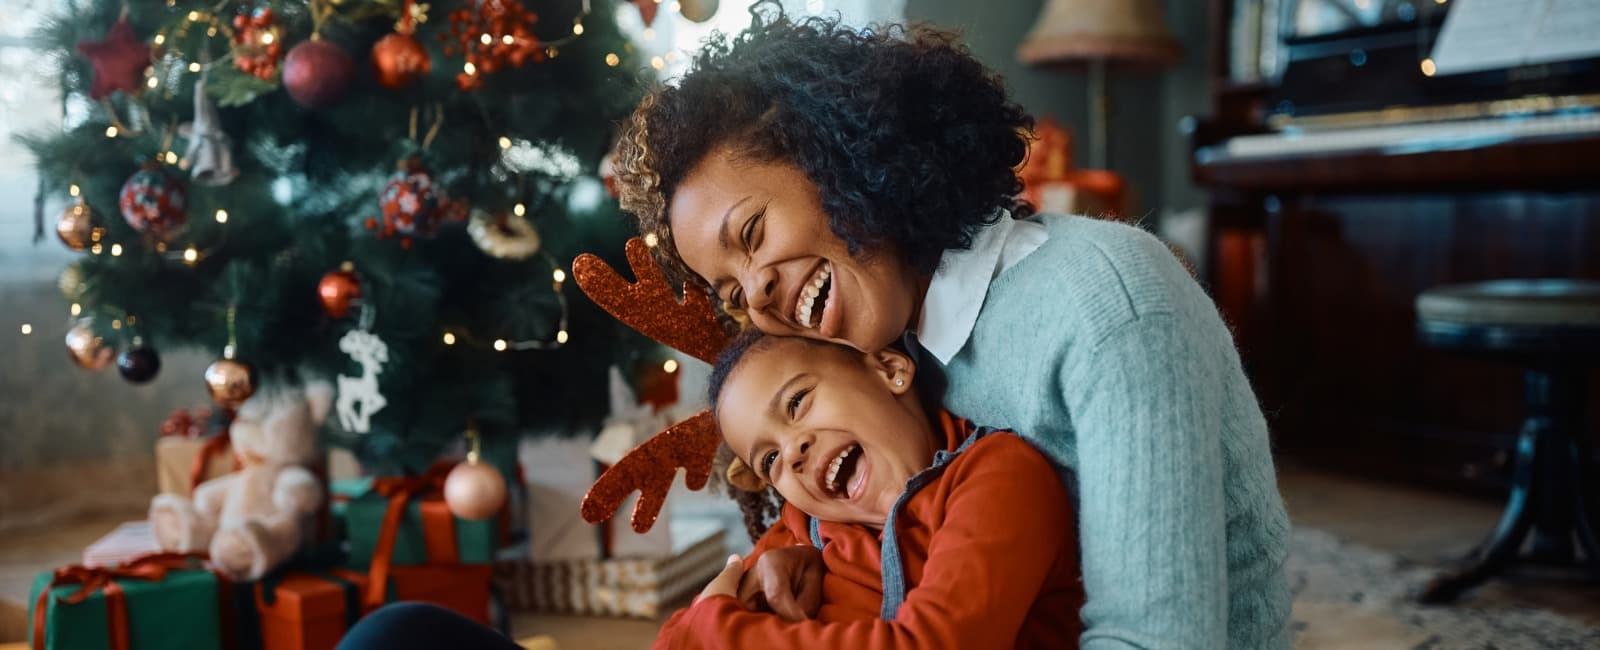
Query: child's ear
xmin=868 ymin=348 xmax=916 ymax=395
xmin=726 ymin=457 xmax=768 ymax=492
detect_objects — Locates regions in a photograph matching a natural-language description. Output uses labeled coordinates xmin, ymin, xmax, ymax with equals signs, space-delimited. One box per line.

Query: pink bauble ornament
xmin=444 ymin=459 xmax=507 ymax=520
xmin=283 ymin=39 xmax=353 ymax=108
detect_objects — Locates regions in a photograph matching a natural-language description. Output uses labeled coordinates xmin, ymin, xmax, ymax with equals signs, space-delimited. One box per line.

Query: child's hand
xmin=737 ymin=545 xmax=824 ymax=622
xmin=695 ymin=554 xmax=746 ymax=604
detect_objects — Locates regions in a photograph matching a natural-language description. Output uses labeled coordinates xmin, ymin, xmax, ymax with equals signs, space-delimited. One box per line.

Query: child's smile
xmin=715 ymin=337 xmax=936 ymax=528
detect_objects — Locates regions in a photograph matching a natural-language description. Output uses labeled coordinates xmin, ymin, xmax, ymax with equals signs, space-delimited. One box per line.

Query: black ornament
xmin=117 ymin=347 xmax=162 ymax=383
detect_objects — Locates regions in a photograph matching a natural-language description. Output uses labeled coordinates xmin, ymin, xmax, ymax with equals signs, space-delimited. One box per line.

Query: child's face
xmin=717 ymin=338 xmax=936 ymax=528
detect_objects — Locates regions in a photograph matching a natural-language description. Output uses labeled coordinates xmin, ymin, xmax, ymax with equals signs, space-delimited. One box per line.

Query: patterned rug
xmin=1288 ymin=528 xmax=1600 ymax=649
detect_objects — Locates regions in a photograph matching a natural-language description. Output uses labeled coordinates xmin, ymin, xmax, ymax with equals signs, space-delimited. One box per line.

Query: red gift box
xmin=252 ymin=569 xmax=370 ymax=650
xmin=388 ymin=564 xmax=493 ymax=625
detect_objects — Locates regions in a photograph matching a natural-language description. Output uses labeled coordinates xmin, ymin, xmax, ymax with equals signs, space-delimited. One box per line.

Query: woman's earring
xmin=895 ymin=379 xmax=905 ymax=387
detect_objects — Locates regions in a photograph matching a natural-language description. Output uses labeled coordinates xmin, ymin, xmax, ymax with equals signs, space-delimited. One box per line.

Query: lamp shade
xmin=1018 ymin=0 xmax=1182 ymax=67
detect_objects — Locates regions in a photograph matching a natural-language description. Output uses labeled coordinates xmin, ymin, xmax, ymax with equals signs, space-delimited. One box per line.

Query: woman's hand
xmin=736 ymin=544 xmax=824 ymax=622
xmin=696 ymin=554 xmax=746 ymax=604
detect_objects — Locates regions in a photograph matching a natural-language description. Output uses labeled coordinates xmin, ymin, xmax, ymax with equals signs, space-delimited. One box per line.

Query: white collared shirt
xmin=913 ymin=212 xmax=1049 ymax=364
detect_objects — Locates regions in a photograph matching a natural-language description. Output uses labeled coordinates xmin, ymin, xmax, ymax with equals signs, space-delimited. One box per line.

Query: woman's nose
xmin=742 ymin=266 xmax=780 ymax=313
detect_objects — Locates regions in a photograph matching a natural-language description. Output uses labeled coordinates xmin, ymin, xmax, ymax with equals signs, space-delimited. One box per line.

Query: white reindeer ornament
xmin=336 ymin=330 xmax=389 ymax=434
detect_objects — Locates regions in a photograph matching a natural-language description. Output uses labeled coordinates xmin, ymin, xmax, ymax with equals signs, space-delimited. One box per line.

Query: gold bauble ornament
xmin=56 ymin=200 xmax=102 ymax=251
xmin=65 ymin=320 xmax=115 ymax=370
xmin=466 ymin=209 xmax=540 ymax=260
xmin=678 ymin=0 xmax=719 ymax=22
xmin=204 ymin=357 xmax=258 ymax=410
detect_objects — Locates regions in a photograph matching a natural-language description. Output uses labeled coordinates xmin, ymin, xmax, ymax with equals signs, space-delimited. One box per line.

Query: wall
xmin=903 ymin=0 xmax=1213 ymax=230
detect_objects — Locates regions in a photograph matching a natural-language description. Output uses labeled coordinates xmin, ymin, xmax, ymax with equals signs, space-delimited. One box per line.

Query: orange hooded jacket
xmin=656 ymin=411 xmax=1084 ymax=649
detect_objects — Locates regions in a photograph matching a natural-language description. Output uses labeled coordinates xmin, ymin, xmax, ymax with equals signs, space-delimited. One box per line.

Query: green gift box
xmin=28 ymin=556 xmax=221 ymax=650
xmin=333 ymin=476 xmax=498 ymax=568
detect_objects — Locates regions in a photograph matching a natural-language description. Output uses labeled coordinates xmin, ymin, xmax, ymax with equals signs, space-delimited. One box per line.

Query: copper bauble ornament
xmin=678 ymin=0 xmax=719 ymax=22
xmin=117 ymin=345 xmax=161 ymax=383
xmin=283 ymin=39 xmax=354 ymax=109
xmin=65 ymin=321 xmax=115 ymax=370
xmin=444 ymin=456 xmax=507 ymax=520
xmin=56 ymin=200 xmax=101 ymax=251
xmin=318 ymin=263 xmax=362 ymax=319
xmin=204 ymin=357 xmax=258 ymax=410
xmin=372 ymin=32 xmax=431 ymax=90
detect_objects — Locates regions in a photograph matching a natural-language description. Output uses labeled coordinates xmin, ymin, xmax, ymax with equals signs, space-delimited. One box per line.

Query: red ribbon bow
xmin=363 ymin=463 xmax=458 ymax=609
xmin=31 ymin=552 xmax=207 ymax=650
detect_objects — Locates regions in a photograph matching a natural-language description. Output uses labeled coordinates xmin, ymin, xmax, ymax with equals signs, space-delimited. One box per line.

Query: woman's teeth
xmin=796 ymin=263 xmax=832 ymax=329
xmin=825 ymin=443 xmax=861 ymax=496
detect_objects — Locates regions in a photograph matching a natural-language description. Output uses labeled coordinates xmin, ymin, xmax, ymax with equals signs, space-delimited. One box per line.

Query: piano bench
xmin=1413 ymin=279 xmax=1600 ymax=604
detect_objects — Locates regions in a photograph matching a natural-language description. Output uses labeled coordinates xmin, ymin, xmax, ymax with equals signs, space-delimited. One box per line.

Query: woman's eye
xmin=748 ymin=209 xmax=766 ymax=249
xmin=760 ymin=450 xmax=779 ymax=477
xmin=741 ymin=212 xmax=759 ymax=250
xmin=728 ymin=287 xmax=744 ymax=309
xmin=787 ymin=387 xmax=810 ymax=418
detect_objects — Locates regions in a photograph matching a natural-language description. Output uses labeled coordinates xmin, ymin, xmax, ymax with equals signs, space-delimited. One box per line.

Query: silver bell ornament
xmin=178 ymin=79 xmax=239 ymax=187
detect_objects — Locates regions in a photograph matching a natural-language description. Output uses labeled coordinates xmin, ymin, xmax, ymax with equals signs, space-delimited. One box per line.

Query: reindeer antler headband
xmin=572 ymin=237 xmax=737 ymax=533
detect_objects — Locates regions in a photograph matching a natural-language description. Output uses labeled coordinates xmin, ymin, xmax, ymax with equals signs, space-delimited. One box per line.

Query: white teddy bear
xmin=149 ymin=381 xmax=332 ymax=580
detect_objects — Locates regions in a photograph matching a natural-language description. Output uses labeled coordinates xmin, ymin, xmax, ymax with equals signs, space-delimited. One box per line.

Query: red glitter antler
xmin=572 ymin=237 xmax=735 ymax=532
xmin=571 ymin=238 xmax=729 ymax=365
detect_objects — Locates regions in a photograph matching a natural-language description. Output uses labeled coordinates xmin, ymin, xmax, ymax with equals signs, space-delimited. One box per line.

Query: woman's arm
xmin=655 ymin=436 xmax=1075 ymax=650
xmin=1065 ymin=313 xmax=1229 ymax=650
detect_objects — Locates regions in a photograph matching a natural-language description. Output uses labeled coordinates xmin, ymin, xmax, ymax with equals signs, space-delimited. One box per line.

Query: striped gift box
xmin=81 ymin=521 xmax=161 ymax=568
xmin=495 ymin=519 xmax=727 ymax=619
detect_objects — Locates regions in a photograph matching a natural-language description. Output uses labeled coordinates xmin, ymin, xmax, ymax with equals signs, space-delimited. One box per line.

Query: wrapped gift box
xmin=251 ymin=569 xmax=370 ymax=650
xmin=495 ymin=519 xmax=726 ymax=619
xmin=333 ymin=473 xmax=499 ymax=568
xmin=387 ymin=564 xmax=493 ymax=625
xmin=28 ymin=554 xmax=220 ymax=650
xmin=156 ymin=435 xmax=236 ymax=497
xmin=81 ymin=523 xmax=159 ymax=569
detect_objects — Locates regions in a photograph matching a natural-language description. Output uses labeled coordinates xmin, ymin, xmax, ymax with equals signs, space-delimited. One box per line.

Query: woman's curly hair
xmin=613 ymin=1 xmax=1035 ymax=283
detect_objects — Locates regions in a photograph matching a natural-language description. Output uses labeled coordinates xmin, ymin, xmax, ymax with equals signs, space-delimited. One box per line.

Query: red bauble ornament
xmin=77 ymin=18 xmax=152 ymax=100
xmin=119 ymin=163 xmax=188 ymax=238
xmin=283 ymin=39 xmax=353 ymax=109
xmin=372 ymin=32 xmax=432 ymax=90
xmin=318 ymin=264 xmax=362 ymax=319
xmin=372 ymin=159 xmax=441 ymax=243
xmin=444 ymin=459 xmax=507 ymax=520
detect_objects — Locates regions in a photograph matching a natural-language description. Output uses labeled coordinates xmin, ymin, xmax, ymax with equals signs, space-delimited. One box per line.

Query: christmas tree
xmin=25 ymin=0 xmax=665 ymax=474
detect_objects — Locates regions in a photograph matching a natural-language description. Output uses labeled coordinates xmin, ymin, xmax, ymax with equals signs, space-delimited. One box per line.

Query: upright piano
xmin=1187 ymin=0 xmax=1600 ymax=490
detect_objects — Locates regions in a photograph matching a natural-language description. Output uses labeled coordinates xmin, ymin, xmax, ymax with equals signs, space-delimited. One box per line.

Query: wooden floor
xmin=4 ymin=460 xmax=1597 ymax=648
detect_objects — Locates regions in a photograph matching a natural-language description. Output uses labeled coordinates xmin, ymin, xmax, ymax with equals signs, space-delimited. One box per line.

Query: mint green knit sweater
xmin=932 ymin=214 xmax=1292 ymax=649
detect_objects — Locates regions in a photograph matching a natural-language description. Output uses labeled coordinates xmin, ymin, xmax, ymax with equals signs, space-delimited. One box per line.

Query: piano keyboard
xmin=1200 ymin=111 xmax=1600 ymax=163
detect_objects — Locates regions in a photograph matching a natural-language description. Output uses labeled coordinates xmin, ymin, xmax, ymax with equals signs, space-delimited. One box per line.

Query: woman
xmin=614 ymin=5 xmax=1291 ymax=649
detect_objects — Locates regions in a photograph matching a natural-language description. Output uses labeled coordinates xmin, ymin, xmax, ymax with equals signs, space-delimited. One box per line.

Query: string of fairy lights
xmin=21 ymin=0 xmax=717 ymax=375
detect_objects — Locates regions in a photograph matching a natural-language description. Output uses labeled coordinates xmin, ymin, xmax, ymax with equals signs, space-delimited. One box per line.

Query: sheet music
xmin=1430 ymin=0 xmax=1600 ymax=75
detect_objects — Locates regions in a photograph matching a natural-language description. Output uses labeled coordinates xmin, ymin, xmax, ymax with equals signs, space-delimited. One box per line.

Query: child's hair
xmin=613 ymin=0 xmax=1034 ymax=292
xmin=709 ymin=329 xmax=786 ymax=541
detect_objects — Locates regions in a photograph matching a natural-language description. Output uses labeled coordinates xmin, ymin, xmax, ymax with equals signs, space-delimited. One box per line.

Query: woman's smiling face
xmin=715 ymin=337 xmax=935 ymax=528
xmin=668 ymin=148 xmax=924 ymax=353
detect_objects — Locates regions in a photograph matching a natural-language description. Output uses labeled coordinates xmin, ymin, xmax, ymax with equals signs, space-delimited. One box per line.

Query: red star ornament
xmin=633 ymin=0 xmax=659 ymax=26
xmin=78 ymin=18 xmax=152 ymax=100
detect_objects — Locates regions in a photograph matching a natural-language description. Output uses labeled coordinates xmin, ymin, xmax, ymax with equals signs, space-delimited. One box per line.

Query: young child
xmin=655 ymin=331 xmax=1084 ymax=649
